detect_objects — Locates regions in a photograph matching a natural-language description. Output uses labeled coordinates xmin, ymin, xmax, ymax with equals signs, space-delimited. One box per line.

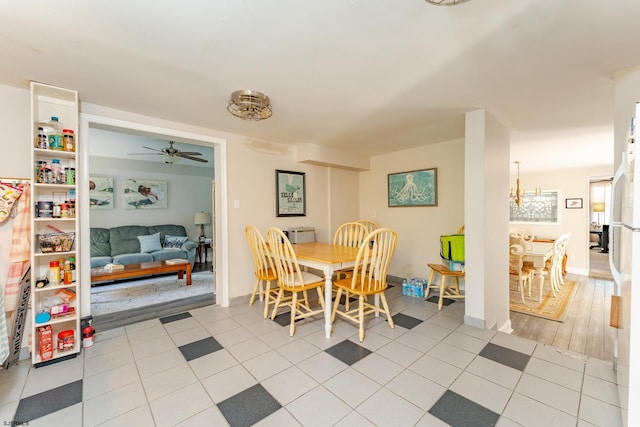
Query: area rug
xmin=91 ymin=272 xmax=214 ymax=316
xmin=509 ymin=279 xmax=578 ymax=322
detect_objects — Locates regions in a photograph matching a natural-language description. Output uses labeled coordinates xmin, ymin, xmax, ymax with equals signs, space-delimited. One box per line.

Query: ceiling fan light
xmin=424 ymin=0 xmax=471 ymax=5
xmin=165 ymin=155 xmax=180 ymax=164
xmin=228 ymin=89 xmax=272 ymax=121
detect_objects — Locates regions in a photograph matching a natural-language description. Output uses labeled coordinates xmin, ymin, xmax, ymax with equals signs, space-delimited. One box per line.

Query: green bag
xmin=440 ymin=234 xmax=465 ymax=263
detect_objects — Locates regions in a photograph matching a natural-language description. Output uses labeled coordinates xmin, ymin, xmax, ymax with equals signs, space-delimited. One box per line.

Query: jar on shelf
xmin=57 ymin=330 xmax=75 ymax=352
xmin=63 ymin=129 xmax=75 ymax=152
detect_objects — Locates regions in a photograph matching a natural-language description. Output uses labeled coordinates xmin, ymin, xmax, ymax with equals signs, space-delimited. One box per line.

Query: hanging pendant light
xmin=510 ymin=161 xmax=541 ymax=207
xmin=227 ymin=90 xmax=272 ymax=121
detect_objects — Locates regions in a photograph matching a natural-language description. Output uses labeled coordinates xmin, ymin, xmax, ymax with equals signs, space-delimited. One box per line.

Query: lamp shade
xmin=194 ymin=212 xmax=211 ymax=225
xmin=592 ymin=202 xmax=605 ymax=213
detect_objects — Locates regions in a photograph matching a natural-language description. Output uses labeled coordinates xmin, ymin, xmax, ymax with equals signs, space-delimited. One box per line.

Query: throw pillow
xmin=137 ymin=232 xmax=162 ymax=253
xmin=163 ymin=235 xmax=187 ymax=250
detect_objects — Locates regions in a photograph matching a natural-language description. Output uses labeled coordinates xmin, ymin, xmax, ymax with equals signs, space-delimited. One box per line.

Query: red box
xmin=38 ymin=325 xmax=53 ymax=361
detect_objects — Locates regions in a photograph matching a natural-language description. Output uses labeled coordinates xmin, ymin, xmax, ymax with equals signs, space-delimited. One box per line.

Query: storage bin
xmin=38 ymin=232 xmax=75 ymax=253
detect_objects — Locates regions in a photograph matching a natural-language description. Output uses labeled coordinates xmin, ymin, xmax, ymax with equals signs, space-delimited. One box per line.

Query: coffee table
xmin=90 ymin=260 xmax=192 ymax=285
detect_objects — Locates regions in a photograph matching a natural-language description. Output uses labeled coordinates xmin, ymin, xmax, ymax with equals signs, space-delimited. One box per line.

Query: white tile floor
xmin=0 ymin=283 xmax=624 ymax=426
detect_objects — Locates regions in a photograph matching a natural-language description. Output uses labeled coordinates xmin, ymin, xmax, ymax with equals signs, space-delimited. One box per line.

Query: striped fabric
xmin=5 ymin=183 xmax=30 ymax=311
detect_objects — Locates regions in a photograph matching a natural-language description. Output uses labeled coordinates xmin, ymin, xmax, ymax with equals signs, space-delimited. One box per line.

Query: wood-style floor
xmin=510 ymin=249 xmax=615 ymax=362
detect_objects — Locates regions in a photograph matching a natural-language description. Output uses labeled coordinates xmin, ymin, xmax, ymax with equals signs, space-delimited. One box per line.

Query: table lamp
xmin=593 ymin=202 xmax=605 ymax=226
xmin=194 ymin=211 xmax=211 ymax=241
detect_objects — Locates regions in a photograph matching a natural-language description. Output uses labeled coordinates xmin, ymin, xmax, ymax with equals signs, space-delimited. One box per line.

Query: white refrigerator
xmin=610 ymin=102 xmax=640 ymax=427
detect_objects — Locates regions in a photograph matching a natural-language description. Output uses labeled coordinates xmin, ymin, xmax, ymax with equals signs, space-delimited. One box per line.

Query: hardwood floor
xmin=510 ymin=250 xmax=616 ymax=362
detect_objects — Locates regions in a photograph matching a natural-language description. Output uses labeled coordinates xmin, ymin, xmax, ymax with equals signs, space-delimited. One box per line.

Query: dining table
xmin=523 ymin=241 xmax=555 ymax=301
xmin=290 ymin=241 xmax=361 ymax=338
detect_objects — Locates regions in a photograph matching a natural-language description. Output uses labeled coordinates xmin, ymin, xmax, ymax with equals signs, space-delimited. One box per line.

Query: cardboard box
xmin=38 ymin=325 xmax=53 ymax=361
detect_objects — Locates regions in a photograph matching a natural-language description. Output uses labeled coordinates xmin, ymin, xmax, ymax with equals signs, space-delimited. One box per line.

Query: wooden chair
xmin=356 ymin=219 xmax=380 ymax=235
xmin=333 ymin=222 xmax=369 ymax=309
xmin=532 ymin=232 xmax=571 ymax=298
xmin=509 ymin=240 xmax=533 ymax=303
xmin=244 ymin=226 xmax=280 ymax=318
xmin=331 ymin=228 xmax=398 ymax=342
xmin=425 ymin=263 xmax=465 ymax=310
xmin=266 ymin=227 xmax=325 ymax=337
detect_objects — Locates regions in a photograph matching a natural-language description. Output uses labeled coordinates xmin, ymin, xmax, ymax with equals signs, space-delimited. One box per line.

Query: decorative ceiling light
xmin=424 ymin=0 xmax=472 ymax=5
xmin=510 ymin=161 xmax=541 ymax=207
xmin=227 ymin=90 xmax=272 ymax=121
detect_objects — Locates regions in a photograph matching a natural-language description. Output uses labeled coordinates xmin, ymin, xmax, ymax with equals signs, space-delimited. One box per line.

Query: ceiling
xmin=2 ymin=1 xmax=640 ymax=172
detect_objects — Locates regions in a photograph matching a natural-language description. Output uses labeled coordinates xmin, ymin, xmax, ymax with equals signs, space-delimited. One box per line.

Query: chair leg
xmin=263 ymin=281 xmax=272 ymax=319
xmin=358 ymin=295 xmax=365 ymax=342
xmin=290 ymin=291 xmax=298 ymax=337
xmin=316 ymin=287 xmax=325 ymax=310
xmin=438 ymin=274 xmax=446 ymax=310
xmin=249 ymin=278 xmax=261 ymax=306
xmin=331 ymin=288 xmax=343 ymax=322
xmin=271 ymin=288 xmax=284 ymax=320
xmin=379 ymin=292 xmax=394 ymax=329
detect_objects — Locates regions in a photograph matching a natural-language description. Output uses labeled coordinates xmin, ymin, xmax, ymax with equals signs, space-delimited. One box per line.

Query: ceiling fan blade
xmin=177 ymin=153 xmax=208 ymax=163
xmin=128 ymin=152 xmax=164 ymax=155
xmin=142 ymin=146 xmax=163 ymax=152
xmin=176 ymin=151 xmax=202 ymax=156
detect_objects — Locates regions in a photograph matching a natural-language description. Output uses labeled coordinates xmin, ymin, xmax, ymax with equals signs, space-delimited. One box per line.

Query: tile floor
xmin=0 ymin=283 xmax=624 ymax=426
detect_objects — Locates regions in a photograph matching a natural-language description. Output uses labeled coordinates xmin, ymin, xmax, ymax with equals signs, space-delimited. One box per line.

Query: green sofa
xmin=90 ymin=224 xmax=197 ymax=268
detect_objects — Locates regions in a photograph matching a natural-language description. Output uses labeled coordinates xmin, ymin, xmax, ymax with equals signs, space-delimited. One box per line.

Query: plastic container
xmin=46 ymin=116 xmax=64 ymax=150
xmin=82 ymin=325 xmax=95 ymax=348
xmin=63 ymin=129 xmax=75 ymax=152
xmin=63 ymin=260 xmax=72 ymax=284
xmin=57 ymin=329 xmax=75 ymax=352
xmin=48 ymin=261 xmax=60 ymax=286
xmin=35 ymin=127 xmax=47 ymax=149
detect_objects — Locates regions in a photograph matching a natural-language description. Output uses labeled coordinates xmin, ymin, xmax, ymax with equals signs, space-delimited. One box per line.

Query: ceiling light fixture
xmin=424 ymin=0 xmax=471 ymax=5
xmin=227 ymin=90 xmax=272 ymax=121
xmin=510 ymin=161 xmax=541 ymax=207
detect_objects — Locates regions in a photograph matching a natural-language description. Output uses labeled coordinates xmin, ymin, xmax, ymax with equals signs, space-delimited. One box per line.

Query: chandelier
xmin=510 ymin=161 xmax=541 ymax=207
xmin=424 ymin=0 xmax=472 ymax=5
xmin=227 ymin=90 xmax=272 ymax=121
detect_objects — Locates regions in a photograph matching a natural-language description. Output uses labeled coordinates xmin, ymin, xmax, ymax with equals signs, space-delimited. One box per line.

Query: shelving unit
xmin=29 ymin=82 xmax=80 ymax=366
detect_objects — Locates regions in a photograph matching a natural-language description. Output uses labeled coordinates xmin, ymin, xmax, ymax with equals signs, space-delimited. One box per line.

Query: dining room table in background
xmin=522 ymin=240 xmax=555 ymax=301
xmin=289 ymin=241 xmax=361 ymax=338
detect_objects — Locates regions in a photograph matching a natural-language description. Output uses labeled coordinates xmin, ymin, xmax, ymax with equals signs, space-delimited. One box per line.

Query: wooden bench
xmin=91 ymin=260 xmax=192 ymax=285
xmin=426 ymin=263 xmax=465 ymax=310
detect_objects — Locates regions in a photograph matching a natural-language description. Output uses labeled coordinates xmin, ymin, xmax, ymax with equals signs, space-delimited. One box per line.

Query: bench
xmin=90 ymin=260 xmax=192 ymax=286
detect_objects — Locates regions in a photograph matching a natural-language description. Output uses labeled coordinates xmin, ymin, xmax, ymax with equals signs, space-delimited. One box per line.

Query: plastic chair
xmin=266 ymin=227 xmax=325 ymax=337
xmin=244 ymin=226 xmax=279 ymax=318
xmin=331 ymin=228 xmax=398 ymax=342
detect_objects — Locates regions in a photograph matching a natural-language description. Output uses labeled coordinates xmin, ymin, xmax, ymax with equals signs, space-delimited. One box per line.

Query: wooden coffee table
xmin=90 ymin=260 xmax=192 ymax=285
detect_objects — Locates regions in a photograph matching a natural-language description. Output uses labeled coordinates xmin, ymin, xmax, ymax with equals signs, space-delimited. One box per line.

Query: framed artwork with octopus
xmin=388 ymin=168 xmax=438 ymax=207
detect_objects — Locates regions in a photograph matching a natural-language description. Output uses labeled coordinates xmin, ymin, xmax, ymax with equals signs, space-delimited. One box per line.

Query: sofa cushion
xmin=151 ymin=250 xmax=187 ymax=262
xmin=90 ymin=256 xmax=112 ymax=269
xmin=163 ymin=235 xmax=188 ymax=250
xmin=148 ymin=224 xmax=188 ymax=243
xmin=113 ymin=253 xmax=153 ymax=265
xmin=138 ymin=232 xmax=162 ymax=253
xmin=90 ymin=228 xmax=111 ymax=258
xmin=110 ymin=225 xmax=149 ymax=256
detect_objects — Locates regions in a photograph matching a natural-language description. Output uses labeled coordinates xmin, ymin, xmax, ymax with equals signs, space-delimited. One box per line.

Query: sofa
xmin=90 ymin=224 xmax=197 ymax=268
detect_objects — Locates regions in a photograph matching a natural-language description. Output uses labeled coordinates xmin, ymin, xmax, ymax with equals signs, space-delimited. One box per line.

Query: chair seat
xmin=426 ymin=263 xmax=465 ymax=310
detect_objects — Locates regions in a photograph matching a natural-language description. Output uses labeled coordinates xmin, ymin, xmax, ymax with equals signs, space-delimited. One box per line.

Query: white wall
xmin=358 ymin=139 xmax=465 ymax=279
xmin=512 ymin=165 xmax=613 ymax=275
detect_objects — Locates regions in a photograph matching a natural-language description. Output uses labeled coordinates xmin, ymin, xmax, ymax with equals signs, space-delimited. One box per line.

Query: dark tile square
xmin=272 ymin=311 xmax=293 ymax=326
xmin=218 ymin=384 xmax=281 ymax=427
xmin=479 ymin=342 xmax=531 ymax=371
xmin=325 ymin=339 xmax=372 ymax=365
xmin=392 ymin=313 xmax=423 ymax=330
xmin=429 ymin=390 xmax=500 ymax=427
xmin=426 ymin=295 xmax=455 ymax=306
xmin=179 ymin=336 xmax=223 ymax=361
xmin=159 ymin=311 xmax=192 ymax=324
xmin=14 ymin=380 xmax=83 ymax=423
xmin=332 ymin=293 xmax=358 ymax=306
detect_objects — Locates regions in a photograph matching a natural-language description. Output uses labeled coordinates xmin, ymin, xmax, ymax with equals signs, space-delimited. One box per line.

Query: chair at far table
xmin=244 ymin=225 xmax=280 ymax=318
xmin=509 ymin=239 xmax=534 ymax=303
xmin=356 ymin=219 xmax=380 ymax=235
xmin=333 ymin=222 xmax=369 ymax=309
xmin=266 ymin=227 xmax=325 ymax=337
xmin=332 ymin=228 xmax=398 ymax=342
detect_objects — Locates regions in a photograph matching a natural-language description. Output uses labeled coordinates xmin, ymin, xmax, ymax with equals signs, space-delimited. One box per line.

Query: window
xmin=510 ymin=190 xmax=559 ymax=224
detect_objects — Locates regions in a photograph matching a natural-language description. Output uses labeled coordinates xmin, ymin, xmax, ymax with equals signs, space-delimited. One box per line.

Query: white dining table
xmin=291 ymin=242 xmax=361 ymax=338
xmin=523 ymin=241 xmax=555 ymax=301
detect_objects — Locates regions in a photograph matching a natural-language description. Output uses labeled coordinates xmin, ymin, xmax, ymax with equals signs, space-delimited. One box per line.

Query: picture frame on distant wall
xmin=565 ymin=197 xmax=583 ymax=209
xmin=388 ymin=168 xmax=438 ymax=207
xmin=124 ymin=178 xmax=168 ymax=209
xmin=276 ymin=169 xmax=306 ymax=217
xmin=89 ymin=176 xmax=114 ymax=209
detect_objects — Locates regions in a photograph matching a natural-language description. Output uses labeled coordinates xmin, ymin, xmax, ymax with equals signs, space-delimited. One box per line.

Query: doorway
xmin=588 ymin=177 xmax=613 ymax=279
xmin=78 ymin=113 xmax=229 ymax=324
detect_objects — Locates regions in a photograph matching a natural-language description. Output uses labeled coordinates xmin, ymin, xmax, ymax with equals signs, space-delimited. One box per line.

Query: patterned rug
xmin=91 ymin=271 xmax=214 ymax=316
xmin=509 ymin=278 xmax=578 ymax=322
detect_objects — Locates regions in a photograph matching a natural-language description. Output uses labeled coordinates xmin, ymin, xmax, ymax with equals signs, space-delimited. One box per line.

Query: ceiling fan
xmin=128 ymin=140 xmax=208 ymax=163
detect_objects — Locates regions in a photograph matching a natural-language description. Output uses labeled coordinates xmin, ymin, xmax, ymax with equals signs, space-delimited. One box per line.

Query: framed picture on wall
xmin=388 ymin=168 xmax=438 ymax=207
xmin=89 ymin=176 xmax=114 ymax=209
xmin=565 ymin=198 xmax=583 ymax=209
xmin=276 ymin=170 xmax=306 ymax=217
xmin=124 ymin=178 xmax=167 ymax=209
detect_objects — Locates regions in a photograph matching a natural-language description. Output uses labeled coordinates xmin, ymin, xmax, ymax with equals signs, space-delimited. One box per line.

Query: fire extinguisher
xmin=82 ymin=325 xmax=95 ymax=348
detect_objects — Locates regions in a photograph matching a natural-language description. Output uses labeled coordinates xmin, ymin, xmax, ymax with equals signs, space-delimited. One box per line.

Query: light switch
xmin=234 ymin=199 xmax=240 ymax=209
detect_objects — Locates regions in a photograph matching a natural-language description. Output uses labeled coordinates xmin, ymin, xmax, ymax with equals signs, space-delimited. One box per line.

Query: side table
xmin=196 ymin=242 xmax=211 ymax=264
